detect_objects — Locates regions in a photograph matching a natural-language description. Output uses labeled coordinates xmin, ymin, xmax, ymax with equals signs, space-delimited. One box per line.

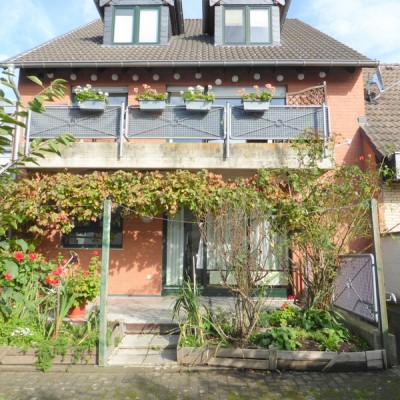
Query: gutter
xmin=8 ymin=59 xmax=380 ymax=69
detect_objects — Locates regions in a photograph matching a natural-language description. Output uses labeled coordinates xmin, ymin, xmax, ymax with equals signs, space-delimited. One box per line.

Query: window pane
xmin=62 ymin=216 xmax=123 ymax=249
xmin=139 ymin=9 xmax=159 ymax=43
xmin=114 ymin=9 xmax=134 ymax=43
xmin=250 ymin=9 xmax=270 ymax=43
xmin=224 ymin=9 xmax=245 ymax=44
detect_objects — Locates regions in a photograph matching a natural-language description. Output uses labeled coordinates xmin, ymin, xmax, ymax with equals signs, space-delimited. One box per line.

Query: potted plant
xmin=181 ymin=85 xmax=215 ymax=111
xmin=73 ymin=84 xmax=109 ymax=111
xmin=134 ymin=84 xmax=168 ymax=110
xmin=64 ymin=255 xmax=101 ymax=319
xmin=238 ymin=84 xmax=275 ymax=111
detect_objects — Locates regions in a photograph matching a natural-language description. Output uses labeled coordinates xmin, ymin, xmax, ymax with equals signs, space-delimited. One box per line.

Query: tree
xmin=0 ymin=70 xmax=75 ymax=235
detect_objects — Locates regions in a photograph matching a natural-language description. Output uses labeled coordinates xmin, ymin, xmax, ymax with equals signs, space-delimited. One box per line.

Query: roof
xmin=4 ymin=19 xmax=377 ymax=69
xmin=363 ymin=65 xmax=400 ymax=157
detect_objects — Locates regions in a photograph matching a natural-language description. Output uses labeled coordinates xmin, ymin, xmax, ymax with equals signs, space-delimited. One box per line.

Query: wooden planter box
xmin=0 ymin=346 xmax=97 ymax=366
xmin=0 ymin=322 xmax=123 ymax=369
xmin=177 ymin=346 xmax=387 ymax=372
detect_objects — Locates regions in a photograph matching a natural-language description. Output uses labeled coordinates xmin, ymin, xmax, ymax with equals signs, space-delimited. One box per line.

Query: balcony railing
xmin=25 ymin=103 xmax=330 ymax=158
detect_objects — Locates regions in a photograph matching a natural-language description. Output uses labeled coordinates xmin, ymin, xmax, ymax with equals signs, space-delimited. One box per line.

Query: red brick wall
xmin=18 ymin=66 xmax=368 ymax=295
xmin=37 ymin=215 xmax=163 ymax=295
xmin=18 ymin=67 xmax=367 ymax=163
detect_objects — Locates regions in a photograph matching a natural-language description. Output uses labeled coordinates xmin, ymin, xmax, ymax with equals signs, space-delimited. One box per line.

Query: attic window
xmin=224 ymin=6 xmax=271 ymax=45
xmin=113 ymin=6 xmax=160 ymax=44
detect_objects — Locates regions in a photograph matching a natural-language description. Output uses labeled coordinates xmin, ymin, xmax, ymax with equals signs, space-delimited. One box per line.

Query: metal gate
xmin=333 ymin=254 xmax=378 ymax=323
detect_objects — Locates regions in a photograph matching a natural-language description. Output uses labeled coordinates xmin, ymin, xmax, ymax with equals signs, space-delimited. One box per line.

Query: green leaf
xmin=0 ymin=241 xmax=10 ymax=250
xmin=4 ymin=260 xmax=18 ymax=277
xmin=15 ymin=238 xmax=28 ymax=252
xmin=27 ymin=76 xmax=43 ymax=86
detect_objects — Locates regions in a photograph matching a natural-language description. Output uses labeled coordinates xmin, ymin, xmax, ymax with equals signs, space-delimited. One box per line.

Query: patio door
xmin=164 ymin=210 xmax=204 ymax=290
xmin=163 ymin=209 xmax=288 ymax=296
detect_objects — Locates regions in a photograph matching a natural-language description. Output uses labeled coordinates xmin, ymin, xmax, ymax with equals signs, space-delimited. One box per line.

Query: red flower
xmin=287 ymin=295 xmax=295 ymax=301
xmin=281 ymin=303 xmax=287 ymax=309
xmin=53 ymin=266 xmax=63 ymax=276
xmin=45 ymin=274 xmax=59 ymax=285
xmin=41 ymin=257 xmax=46 ymax=263
xmin=91 ymin=250 xmax=100 ymax=256
xmin=359 ymin=156 xmax=365 ymax=161
xmin=4 ymin=272 xmax=13 ymax=281
xmin=13 ymin=251 xmax=24 ymax=261
xmin=83 ymin=272 xmax=89 ymax=277
xmin=28 ymin=253 xmax=38 ymax=261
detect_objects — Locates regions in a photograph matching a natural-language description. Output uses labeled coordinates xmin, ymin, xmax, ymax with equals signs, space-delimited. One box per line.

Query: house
xmin=362 ymin=64 xmax=400 ymax=298
xmin=3 ymin=0 xmax=378 ymax=297
xmin=0 ymin=104 xmax=15 ymax=167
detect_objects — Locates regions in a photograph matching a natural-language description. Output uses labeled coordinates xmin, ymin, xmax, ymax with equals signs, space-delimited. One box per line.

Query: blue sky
xmin=1 ymin=0 xmax=399 ymax=65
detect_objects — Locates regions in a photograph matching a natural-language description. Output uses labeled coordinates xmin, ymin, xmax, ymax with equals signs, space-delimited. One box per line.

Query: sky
xmin=1 ymin=0 xmax=400 ymax=66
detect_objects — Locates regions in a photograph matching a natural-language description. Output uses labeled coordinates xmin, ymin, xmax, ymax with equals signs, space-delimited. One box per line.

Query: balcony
xmin=23 ymin=103 xmax=332 ymax=170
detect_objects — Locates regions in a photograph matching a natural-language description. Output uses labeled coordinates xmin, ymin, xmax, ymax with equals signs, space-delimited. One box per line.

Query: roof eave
xmin=7 ymin=59 xmax=380 ymax=69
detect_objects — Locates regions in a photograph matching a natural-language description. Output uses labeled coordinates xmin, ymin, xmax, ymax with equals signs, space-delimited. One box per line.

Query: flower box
xmin=79 ymin=99 xmax=107 ymax=111
xmin=242 ymin=101 xmax=270 ymax=111
xmin=185 ymin=100 xmax=213 ymax=111
xmin=139 ymin=100 xmax=166 ymax=110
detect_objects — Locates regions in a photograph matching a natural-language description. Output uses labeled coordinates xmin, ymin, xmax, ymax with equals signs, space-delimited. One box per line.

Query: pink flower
xmin=359 ymin=156 xmax=365 ymax=161
xmin=133 ymin=88 xmax=138 ymax=93
xmin=28 ymin=253 xmax=38 ymax=261
xmin=253 ymin=85 xmax=259 ymax=90
xmin=4 ymin=272 xmax=13 ymax=281
xmin=91 ymin=250 xmax=99 ymax=256
xmin=287 ymin=295 xmax=295 ymax=301
xmin=13 ymin=251 xmax=24 ymax=261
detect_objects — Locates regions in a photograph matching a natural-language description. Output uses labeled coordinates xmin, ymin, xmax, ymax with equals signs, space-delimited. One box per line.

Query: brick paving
xmin=0 ymin=366 xmax=399 ymax=400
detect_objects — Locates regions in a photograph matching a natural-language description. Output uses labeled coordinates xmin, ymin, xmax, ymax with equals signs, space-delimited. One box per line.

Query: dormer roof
xmin=92 ymin=0 xmax=184 ymax=35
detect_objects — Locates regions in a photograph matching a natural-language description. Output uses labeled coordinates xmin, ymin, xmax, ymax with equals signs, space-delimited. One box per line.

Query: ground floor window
xmin=62 ymin=215 xmax=123 ymax=249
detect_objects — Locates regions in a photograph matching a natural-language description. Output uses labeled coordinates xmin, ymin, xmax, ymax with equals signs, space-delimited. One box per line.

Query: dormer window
xmin=223 ymin=6 xmax=271 ymax=45
xmin=113 ymin=6 xmax=160 ymax=44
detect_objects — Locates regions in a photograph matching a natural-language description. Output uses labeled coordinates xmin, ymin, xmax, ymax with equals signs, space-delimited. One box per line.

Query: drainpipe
xmin=6 ymin=65 xmax=22 ymax=163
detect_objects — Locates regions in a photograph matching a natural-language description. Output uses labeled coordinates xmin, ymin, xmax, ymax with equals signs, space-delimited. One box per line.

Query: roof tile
xmin=5 ymin=19 xmax=376 ymax=67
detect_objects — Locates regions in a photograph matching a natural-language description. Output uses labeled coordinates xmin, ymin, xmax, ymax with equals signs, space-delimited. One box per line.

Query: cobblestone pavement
xmin=0 ymin=366 xmax=399 ymax=400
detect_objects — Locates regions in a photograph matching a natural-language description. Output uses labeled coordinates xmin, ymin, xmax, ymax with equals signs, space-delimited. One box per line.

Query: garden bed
xmin=177 ymin=346 xmax=387 ymax=372
xmin=0 ymin=320 xmax=122 ymax=369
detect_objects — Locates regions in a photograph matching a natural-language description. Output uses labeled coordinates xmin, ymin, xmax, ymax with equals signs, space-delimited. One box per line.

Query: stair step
xmin=107 ymin=333 xmax=180 ymax=366
xmin=118 ymin=334 xmax=179 ymax=350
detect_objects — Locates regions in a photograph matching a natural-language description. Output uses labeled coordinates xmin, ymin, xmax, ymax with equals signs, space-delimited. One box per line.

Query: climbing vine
xmin=3 ymin=145 xmax=392 ymax=309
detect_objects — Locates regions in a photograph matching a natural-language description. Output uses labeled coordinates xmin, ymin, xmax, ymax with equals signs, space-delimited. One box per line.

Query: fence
xmin=333 ymin=254 xmax=378 ymax=323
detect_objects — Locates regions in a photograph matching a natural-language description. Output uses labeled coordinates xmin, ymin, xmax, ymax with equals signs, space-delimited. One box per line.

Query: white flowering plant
xmin=181 ymin=85 xmax=215 ymax=102
xmin=134 ymin=84 xmax=168 ymax=101
xmin=73 ymin=84 xmax=109 ymax=103
xmin=237 ymin=84 xmax=275 ymax=102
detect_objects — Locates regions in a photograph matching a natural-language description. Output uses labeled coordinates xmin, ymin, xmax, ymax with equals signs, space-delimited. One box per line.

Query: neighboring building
xmin=3 ymin=0 xmax=377 ymax=296
xmin=362 ymin=64 xmax=400 ymax=297
xmin=0 ymin=104 xmax=15 ymax=166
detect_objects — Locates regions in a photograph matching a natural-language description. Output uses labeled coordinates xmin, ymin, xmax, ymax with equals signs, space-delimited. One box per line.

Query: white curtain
xmin=166 ymin=210 xmax=184 ymax=286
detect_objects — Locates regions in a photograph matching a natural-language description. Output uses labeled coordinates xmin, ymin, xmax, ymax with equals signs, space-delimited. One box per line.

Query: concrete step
xmin=107 ymin=333 xmax=179 ymax=366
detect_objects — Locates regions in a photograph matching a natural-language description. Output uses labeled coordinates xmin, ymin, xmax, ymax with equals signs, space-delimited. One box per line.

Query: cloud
xmin=294 ymin=0 xmax=400 ymax=63
xmin=0 ymin=0 xmax=56 ymax=57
